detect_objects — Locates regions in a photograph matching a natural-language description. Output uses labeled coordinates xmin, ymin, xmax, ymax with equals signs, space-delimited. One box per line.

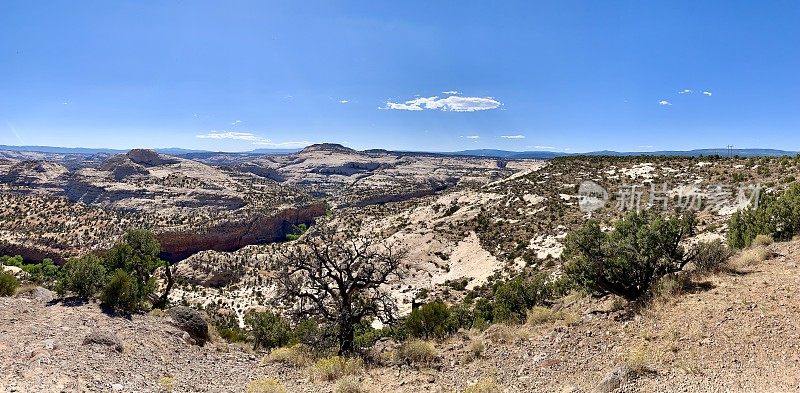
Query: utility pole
xmin=726 ymin=144 xmax=734 ymax=158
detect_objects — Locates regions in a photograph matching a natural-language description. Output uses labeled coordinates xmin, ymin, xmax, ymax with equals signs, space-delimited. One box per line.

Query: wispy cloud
xmin=339 ymin=100 xmax=349 ymax=104
xmin=658 ymin=100 xmax=672 ymax=106
xmin=533 ymin=145 xmax=555 ymax=150
xmin=231 ymin=120 xmax=242 ymax=126
xmin=197 ymin=131 xmax=264 ymax=142
xmin=460 ymin=135 xmax=480 ymax=139
xmin=442 ymin=90 xmax=460 ymax=95
xmin=500 ymin=135 xmax=525 ymax=139
xmin=384 ymin=95 xmax=502 ymax=112
xmin=678 ymin=89 xmax=693 ymax=94
xmin=637 ymin=145 xmax=654 ymax=149
xmin=196 ymin=131 xmax=311 ymax=147
xmin=703 ymin=91 xmax=713 ymax=96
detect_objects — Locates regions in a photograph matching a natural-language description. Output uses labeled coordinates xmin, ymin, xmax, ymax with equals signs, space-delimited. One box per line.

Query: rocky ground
xmin=3 ymin=240 xmax=800 ymax=392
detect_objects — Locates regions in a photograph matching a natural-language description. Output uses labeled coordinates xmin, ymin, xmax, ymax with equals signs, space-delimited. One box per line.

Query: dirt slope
xmin=3 ymin=240 xmax=800 ymax=392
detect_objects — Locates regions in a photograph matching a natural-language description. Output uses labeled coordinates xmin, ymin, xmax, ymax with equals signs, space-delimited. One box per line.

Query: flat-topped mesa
xmin=126 ymin=149 xmax=179 ymax=166
xmin=299 ymin=143 xmax=357 ymax=155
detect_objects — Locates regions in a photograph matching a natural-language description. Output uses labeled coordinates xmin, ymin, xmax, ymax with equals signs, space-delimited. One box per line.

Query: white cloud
xmin=501 ymin=135 xmax=525 ymax=139
xmin=460 ymin=135 xmax=480 ymax=139
xmin=703 ymin=91 xmax=713 ymax=96
xmin=197 ymin=131 xmax=264 ymax=142
xmin=231 ymin=120 xmax=242 ymax=126
xmin=533 ymin=145 xmax=555 ymax=150
xmin=638 ymin=145 xmax=654 ymax=149
xmin=442 ymin=90 xmax=460 ymax=95
xmin=679 ymin=89 xmax=693 ymax=94
xmin=658 ymin=100 xmax=672 ymax=106
xmin=196 ymin=131 xmax=310 ymax=147
xmin=339 ymin=100 xmax=349 ymax=104
xmin=384 ymin=95 xmax=502 ymax=112
xmin=253 ymin=140 xmax=312 ymax=147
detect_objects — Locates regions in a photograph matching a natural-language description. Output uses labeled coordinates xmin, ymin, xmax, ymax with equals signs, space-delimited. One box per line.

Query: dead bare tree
xmin=274 ymin=226 xmax=406 ymax=356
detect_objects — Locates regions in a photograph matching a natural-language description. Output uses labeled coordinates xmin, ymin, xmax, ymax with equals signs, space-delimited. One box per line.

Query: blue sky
xmin=1 ymin=1 xmax=799 ymax=152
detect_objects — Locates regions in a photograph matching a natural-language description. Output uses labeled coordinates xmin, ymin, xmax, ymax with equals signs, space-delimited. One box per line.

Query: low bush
xmin=245 ymin=310 xmax=293 ymax=351
xmin=492 ymin=273 xmax=552 ymax=323
xmin=244 ymin=378 xmax=287 ymax=393
xmin=101 ymin=269 xmax=140 ymax=313
xmin=312 ymin=356 xmax=363 ymax=381
xmin=393 ymin=340 xmax=438 ymax=366
xmin=563 ymin=211 xmax=695 ymax=300
xmin=693 ymin=240 xmax=732 ymax=272
xmin=0 ymin=271 xmax=19 ymax=296
xmin=57 ymin=255 xmax=107 ymax=299
xmin=405 ymin=301 xmax=453 ymax=339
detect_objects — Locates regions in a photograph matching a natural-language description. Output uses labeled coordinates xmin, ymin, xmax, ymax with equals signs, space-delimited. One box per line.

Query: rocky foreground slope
xmin=3 ymin=240 xmax=800 ymax=393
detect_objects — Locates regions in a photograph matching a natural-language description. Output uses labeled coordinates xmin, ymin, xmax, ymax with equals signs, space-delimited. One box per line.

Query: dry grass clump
xmin=334 ymin=376 xmax=365 ymax=393
xmin=312 ymin=356 xmax=363 ymax=381
xmin=264 ymin=344 xmax=312 ymax=367
xmin=467 ymin=339 xmax=485 ymax=361
xmin=462 ymin=376 xmax=503 ymax=393
xmin=393 ymin=340 xmax=438 ymax=366
xmin=244 ymin=378 xmax=287 ymax=393
xmin=526 ymin=306 xmax=580 ymax=327
xmin=527 ymin=306 xmax=557 ymax=325
xmin=158 ymin=376 xmax=174 ymax=392
xmin=753 ymin=234 xmax=774 ymax=246
xmin=624 ymin=341 xmax=652 ymax=374
xmin=733 ymin=246 xmax=771 ymax=268
xmin=482 ymin=324 xmax=522 ymax=344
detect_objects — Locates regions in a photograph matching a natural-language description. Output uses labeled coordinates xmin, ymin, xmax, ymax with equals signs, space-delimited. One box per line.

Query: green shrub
xmin=23 ymin=258 xmax=61 ymax=285
xmin=101 ymin=269 xmax=140 ymax=313
xmin=693 ymin=240 xmax=731 ymax=272
xmin=57 ymin=255 xmax=107 ymax=299
xmin=245 ymin=310 xmax=293 ymax=350
xmin=405 ymin=301 xmax=453 ymax=339
xmin=563 ymin=211 xmax=695 ymax=301
xmin=0 ymin=271 xmax=19 ymax=296
xmin=728 ymin=184 xmax=800 ymax=248
xmin=492 ymin=273 xmax=552 ymax=323
xmin=105 ymin=229 xmax=163 ymax=303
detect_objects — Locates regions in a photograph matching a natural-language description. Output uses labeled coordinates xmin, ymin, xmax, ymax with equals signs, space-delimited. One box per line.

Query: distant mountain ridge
xmin=0 ymin=144 xmax=796 ymax=158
